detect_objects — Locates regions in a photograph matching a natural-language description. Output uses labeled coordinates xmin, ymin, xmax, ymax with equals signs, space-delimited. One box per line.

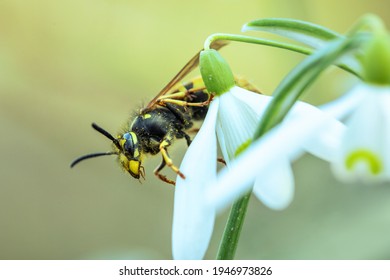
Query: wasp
xmin=71 ymin=42 xmax=260 ymax=185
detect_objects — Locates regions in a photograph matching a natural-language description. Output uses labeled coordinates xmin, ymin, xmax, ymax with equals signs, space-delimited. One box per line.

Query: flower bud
xmin=362 ymin=29 xmax=390 ymax=85
xmin=200 ymin=49 xmax=235 ymax=96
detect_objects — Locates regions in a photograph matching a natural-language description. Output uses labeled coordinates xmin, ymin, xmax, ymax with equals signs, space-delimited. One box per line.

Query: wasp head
xmin=116 ymin=132 xmax=145 ymax=179
xmin=70 ymin=123 xmax=144 ymax=180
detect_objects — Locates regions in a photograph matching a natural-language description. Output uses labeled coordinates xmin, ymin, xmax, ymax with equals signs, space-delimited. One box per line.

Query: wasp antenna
xmin=70 ymin=152 xmax=117 ymax=168
xmin=91 ymin=122 xmax=121 ymax=149
xmin=91 ymin=123 xmax=116 ymax=141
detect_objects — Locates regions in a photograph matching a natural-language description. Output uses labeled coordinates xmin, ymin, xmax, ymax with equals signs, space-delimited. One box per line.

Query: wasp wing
xmin=143 ymin=40 xmax=228 ymax=111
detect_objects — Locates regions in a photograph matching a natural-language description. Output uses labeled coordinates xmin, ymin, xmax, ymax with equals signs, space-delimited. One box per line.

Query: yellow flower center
xmin=345 ymin=149 xmax=383 ymax=175
xmin=235 ymin=139 xmax=252 ymax=157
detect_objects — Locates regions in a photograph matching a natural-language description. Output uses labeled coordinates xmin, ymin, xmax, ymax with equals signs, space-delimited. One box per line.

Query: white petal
xmin=172 ymin=99 xmax=219 ymax=260
xmin=379 ymin=92 xmax=390 ymax=173
xmin=207 ymin=110 xmax=333 ymax=213
xmin=231 ymin=86 xmax=272 ymax=117
xmin=216 ymin=88 xmax=259 ymax=162
xmin=299 ymin=85 xmax=372 ymax=162
xmin=288 ymin=101 xmax=346 ymax=162
xmin=253 ymin=157 xmax=294 ymax=210
xmin=302 ymin=118 xmax=345 ymax=162
xmin=318 ymin=84 xmax=369 ymax=120
xmin=232 ymin=87 xmax=346 ymax=162
xmin=235 ymin=89 xmax=348 ymax=163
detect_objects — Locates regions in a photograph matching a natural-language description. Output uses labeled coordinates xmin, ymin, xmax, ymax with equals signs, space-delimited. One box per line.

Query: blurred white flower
xmin=331 ymin=83 xmax=390 ymax=183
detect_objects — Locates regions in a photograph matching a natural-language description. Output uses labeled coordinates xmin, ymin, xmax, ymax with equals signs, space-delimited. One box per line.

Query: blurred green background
xmin=1 ymin=0 xmax=390 ymax=260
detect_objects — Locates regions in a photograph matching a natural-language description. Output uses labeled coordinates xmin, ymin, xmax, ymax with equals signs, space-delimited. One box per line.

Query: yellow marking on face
xmin=129 ymin=160 xmax=140 ymax=176
xmin=130 ymin=132 xmax=138 ymax=144
xmin=143 ymin=114 xmax=152 ymax=119
xmin=118 ymin=153 xmax=129 ymax=169
xmin=119 ymin=139 xmax=126 ymax=148
xmin=133 ymin=147 xmax=139 ymax=158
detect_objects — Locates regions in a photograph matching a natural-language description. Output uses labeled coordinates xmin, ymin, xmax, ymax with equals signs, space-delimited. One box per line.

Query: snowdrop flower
xmin=331 ymin=25 xmax=390 ymax=183
xmin=206 ymin=22 xmax=390 ymax=217
xmin=171 ymin=49 xmax=345 ymax=259
xmin=331 ymin=83 xmax=390 ymax=182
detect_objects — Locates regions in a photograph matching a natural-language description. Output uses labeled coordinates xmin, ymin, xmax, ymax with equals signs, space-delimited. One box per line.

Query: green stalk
xmin=204 ymin=33 xmax=312 ymax=54
xmin=216 ymin=192 xmax=251 ymax=260
xmin=204 ymin=33 xmax=360 ymax=77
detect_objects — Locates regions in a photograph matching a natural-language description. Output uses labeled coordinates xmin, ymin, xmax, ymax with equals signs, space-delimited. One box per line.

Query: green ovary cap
xmin=345 ymin=149 xmax=383 ymax=175
xmin=200 ymin=49 xmax=235 ymax=96
xmin=362 ymin=29 xmax=390 ymax=85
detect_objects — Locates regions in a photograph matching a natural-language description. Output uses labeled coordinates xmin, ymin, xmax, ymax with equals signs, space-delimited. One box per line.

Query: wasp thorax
xmin=116 ymin=132 xmax=143 ymax=179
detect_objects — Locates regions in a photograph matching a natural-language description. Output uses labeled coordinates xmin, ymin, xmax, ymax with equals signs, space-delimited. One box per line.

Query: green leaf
xmin=242 ymin=18 xmax=362 ymax=77
xmin=243 ymin=18 xmax=343 ymax=49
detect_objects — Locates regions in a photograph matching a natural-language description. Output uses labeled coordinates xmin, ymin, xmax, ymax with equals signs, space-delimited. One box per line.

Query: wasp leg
xmin=158 ymin=86 xmax=207 ymax=101
xmin=176 ymin=130 xmax=192 ymax=146
xmin=187 ymin=86 xmax=207 ymax=93
xmin=183 ymin=132 xmax=192 ymax=146
xmin=160 ymin=137 xmax=186 ymax=179
xmin=164 ymin=103 xmax=191 ymax=126
xmin=186 ymin=127 xmax=200 ymax=134
xmin=158 ymin=98 xmax=210 ymax=108
xmin=157 ymin=86 xmax=210 ymax=108
xmin=153 ymin=157 xmax=176 ymax=185
xmin=217 ymin=157 xmax=226 ymax=165
xmin=157 ymin=91 xmax=188 ymax=100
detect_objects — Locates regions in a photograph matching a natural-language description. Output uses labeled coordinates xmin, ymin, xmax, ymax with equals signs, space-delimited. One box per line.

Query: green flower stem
xmin=204 ymin=33 xmax=312 ymax=55
xmin=216 ymin=140 xmax=252 ymax=260
xmin=217 ymin=191 xmax=251 ymax=260
xmin=204 ymin=33 xmax=359 ymax=77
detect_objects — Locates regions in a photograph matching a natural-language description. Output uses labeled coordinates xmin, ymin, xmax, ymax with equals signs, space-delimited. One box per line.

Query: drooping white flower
xmin=331 ymin=83 xmax=390 ymax=183
xmin=329 ymin=25 xmax=390 ymax=183
xmin=171 ymin=49 xmax=346 ymax=260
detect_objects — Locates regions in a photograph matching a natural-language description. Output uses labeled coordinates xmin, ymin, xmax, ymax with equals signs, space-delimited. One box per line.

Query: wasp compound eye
xmin=122 ymin=132 xmax=140 ymax=159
